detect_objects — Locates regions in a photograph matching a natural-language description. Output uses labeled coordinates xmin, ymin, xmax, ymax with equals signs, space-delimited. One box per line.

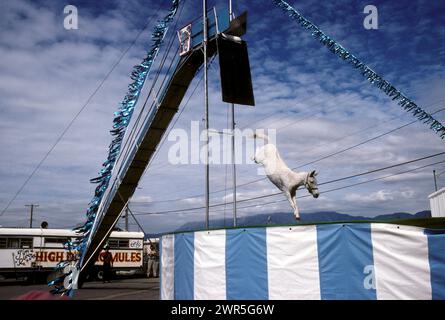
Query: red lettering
xmin=35 ymin=252 xmax=45 ymax=262
xmin=131 ymin=252 xmax=136 ymax=262
xmin=56 ymin=252 xmax=64 ymax=261
xmin=126 ymin=252 xmax=131 ymax=262
xmin=119 ymin=253 xmax=125 ymax=262
xmin=135 ymin=252 xmax=141 ymax=262
xmin=48 ymin=252 xmax=55 ymax=262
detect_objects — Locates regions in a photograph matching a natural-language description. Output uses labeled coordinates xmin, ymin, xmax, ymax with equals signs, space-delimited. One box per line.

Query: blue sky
xmin=0 ymin=0 xmax=444 ymax=234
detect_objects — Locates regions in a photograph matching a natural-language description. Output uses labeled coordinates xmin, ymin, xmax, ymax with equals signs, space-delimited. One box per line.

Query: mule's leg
xmin=284 ymin=191 xmax=295 ymax=213
xmin=291 ymin=189 xmax=300 ymax=220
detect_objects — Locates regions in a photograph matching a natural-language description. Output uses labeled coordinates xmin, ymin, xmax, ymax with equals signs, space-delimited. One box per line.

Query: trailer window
xmin=21 ymin=238 xmax=33 ymax=248
xmin=107 ymin=239 xmax=129 ymax=249
xmin=8 ymin=238 xmax=20 ymax=248
xmin=45 ymin=237 xmax=69 ymax=245
xmin=0 ymin=238 xmax=6 ymax=249
xmin=3 ymin=238 xmax=33 ymax=249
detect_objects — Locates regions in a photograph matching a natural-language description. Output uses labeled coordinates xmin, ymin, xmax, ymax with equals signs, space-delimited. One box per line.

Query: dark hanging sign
xmin=217 ymin=35 xmax=255 ymax=106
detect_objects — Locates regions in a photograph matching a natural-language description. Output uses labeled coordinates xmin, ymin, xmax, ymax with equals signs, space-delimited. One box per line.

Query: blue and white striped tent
xmin=160 ymin=222 xmax=445 ymax=300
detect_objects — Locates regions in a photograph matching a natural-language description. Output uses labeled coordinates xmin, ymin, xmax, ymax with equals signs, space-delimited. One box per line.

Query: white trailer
xmin=429 ymin=187 xmax=445 ymax=217
xmin=0 ymin=228 xmax=144 ymax=281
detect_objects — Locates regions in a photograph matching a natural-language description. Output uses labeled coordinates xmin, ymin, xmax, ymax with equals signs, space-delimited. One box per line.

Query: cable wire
xmin=0 ymin=2 xmax=166 ymax=217
xmin=132 ymin=151 xmax=445 ymax=215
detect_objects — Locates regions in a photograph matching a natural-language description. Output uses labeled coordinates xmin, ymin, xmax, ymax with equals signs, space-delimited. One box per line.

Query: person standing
xmin=152 ymin=244 xmax=159 ymax=278
xmin=147 ymin=243 xmax=156 ymax=278
xmin=101 ymin=245 xmax=113 ymax=283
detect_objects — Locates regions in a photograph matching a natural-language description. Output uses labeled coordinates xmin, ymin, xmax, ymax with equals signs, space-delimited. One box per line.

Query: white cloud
xmin=344 ymin=189 xmax=416 ymax=205
xmin=345 ymin=190 xmax=396 ymax=203
xmin=131 ymin=195 xmax=152 ymax=203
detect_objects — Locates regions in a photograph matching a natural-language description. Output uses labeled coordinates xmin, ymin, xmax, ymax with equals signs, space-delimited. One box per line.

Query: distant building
xmin=429 ymin=187 xmax=445 ymax=217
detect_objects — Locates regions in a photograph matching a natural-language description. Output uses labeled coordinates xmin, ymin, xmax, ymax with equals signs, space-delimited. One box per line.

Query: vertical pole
xmin=125 ymin=205 xmax=129 ymax=231
xmin=25 ymin=204 xmax=38 ymax=228
xmin=30 ymin=205 xmax=34 ymax=228
xmin=433 ymin=170 xmax=438 ymax=192
xmin=229 ymin=0 xmax=237 ymax=227
xmin=203 ymin=0 xmax=210 ymax=229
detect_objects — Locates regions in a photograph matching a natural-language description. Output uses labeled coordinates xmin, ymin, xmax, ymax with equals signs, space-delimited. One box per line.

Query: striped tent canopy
xmin=160 ymin=222 xmax=445 ymax=300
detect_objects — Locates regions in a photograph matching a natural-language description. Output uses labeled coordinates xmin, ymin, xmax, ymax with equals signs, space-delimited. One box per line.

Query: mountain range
xmin=172 ymin=210 xmax=431 ymax=234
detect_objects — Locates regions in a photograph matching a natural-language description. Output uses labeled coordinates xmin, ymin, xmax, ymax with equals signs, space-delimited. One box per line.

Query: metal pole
xmin=231 ymin=107 xmax=237 ymax=227
xmin=203 ymin=0 xmax=210 ymax=229
xmin=433 ymin=170 xmax=438 ymax=191
xmin=30 ymin=205 xmax=34 ymax=228
xmin=126 ymin=206 xmax=147 ymax=237
xmin=125 ymin=206 xmax=128 ymax=231
xmin=25 ymin=204 xmax=38 ymax=228
xmin=229 ymin=0 xmax=237 ymax=227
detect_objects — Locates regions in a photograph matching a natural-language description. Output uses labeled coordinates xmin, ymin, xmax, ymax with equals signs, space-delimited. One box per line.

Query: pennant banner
xmin=49 ymin=0 xmax=181 ymax=296
xmin=272 ymin=0 xmax=445 ymax=139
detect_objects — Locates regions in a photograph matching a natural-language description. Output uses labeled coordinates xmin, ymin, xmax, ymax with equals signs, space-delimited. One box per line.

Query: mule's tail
xmin=253 ymin=132 xmax=269 ymax=142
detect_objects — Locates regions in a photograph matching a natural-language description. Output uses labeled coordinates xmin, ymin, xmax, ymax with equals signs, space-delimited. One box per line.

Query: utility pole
xmin=229 ymin=0 xmax=237 ymax=227
xmin=433 ymin=170 xmax=438 ymax=192
xmin=25 ymin=204 xmax=39 ymax=228
xmin=203 ymin=0 xmax=210 ymax=229
xmin=125 ymin=205 xmax=129 ymax=231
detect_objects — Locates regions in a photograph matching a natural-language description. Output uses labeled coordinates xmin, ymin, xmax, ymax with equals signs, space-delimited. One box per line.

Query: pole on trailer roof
xmin=433 ymin=170 xmax=438 ymax=192
xmin=25 ymin=204 xmax=38 ymax=228
xmin=203 ymin=0 xmax=210 ymax=230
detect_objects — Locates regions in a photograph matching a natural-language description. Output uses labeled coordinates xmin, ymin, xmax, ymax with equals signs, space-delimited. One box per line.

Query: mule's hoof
xmin=294 ymin=215 xmax=300 ymax=221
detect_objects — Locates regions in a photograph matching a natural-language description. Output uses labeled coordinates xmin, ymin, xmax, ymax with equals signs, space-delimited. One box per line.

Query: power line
xmin=0 ymin=2 xmax=166 ymax=217
xmin=132 ymin=151 xmax=445 ymax=215
xmin=106 ymin=1 xmax=187 ymax=191
xmin=113 ymin=0 xmax=200 ymax=181
xmin=213 ymin=157 xmax=445 ymax=215
xmin=110 ymin=29 xmax=183 ymax=185
xmin=219 ymin=108 xmax=445 ymax=193
xmin=318 ymin=152 xmax=445 ymax=186
xmin=436 ymin=169 xmax=445 ymax=177
xmin=57 ymin=1 xmax=187 ymax=231
xmin=238 ymin=85 xmax=425 ymax=132
xmin=74 ymin=3 xmax=189 ymax=267
xmin=135 ymin=158 xmax=445 ymax=215
xmin=134 ymin=102 xmax=445 ymax=205
xmin=145 ymin=65 xmax=363 ymax=172
xmin=146 ymin=80 xmax=402 ymax=173
xmin=223 ymin=106 xmax=445 ymax=190
xmin=94 ymin=29 xmax=213 ymax=238
xmin=219 ymin=150 xmax=445 ymax=208
xmin=131 ymin=108 xmax=399 ymax=204
xmin=228 ymin=158 xmax=445 ymax=213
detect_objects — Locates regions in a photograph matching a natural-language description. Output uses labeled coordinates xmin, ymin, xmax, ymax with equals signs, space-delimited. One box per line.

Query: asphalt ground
xmin=0 ymin=276 xmax=159 ymax=300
